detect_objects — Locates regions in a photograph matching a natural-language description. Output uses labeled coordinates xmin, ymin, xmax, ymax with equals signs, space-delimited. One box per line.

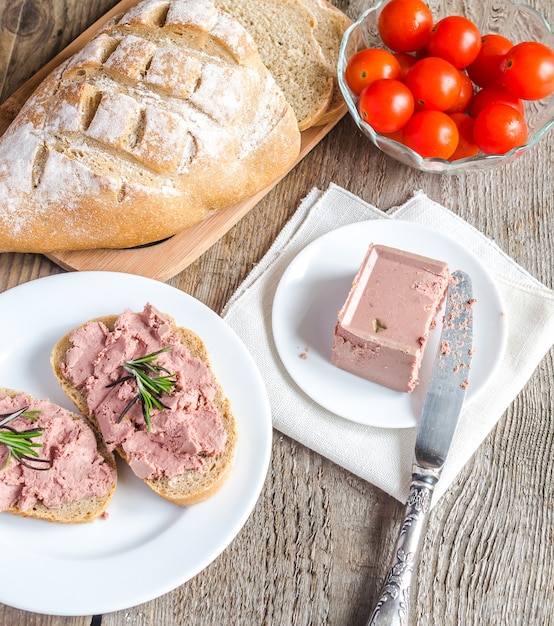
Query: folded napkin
xmin=222 ymin=184 xmax=554 ymax=506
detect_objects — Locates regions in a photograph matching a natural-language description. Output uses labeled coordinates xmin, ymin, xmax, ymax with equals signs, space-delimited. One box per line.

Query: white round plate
xmin=272 ymin=219 xmax=507 ymax=428
xmin=0 ymin=272 xmax=272 ymax=616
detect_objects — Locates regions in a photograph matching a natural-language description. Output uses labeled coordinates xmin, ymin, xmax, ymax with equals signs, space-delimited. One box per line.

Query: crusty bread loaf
xmin=51 ymin=311 xmax=238 ymax=507
xmin=213 ymin=0 xmax=335 ymax=131
xmin=0 ymin=0 xmax=301 ymax=253
xmin=0 ymin=388 xmax=117 ymax=523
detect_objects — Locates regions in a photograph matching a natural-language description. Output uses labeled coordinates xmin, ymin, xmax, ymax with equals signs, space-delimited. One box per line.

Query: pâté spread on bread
xmin=332 ymin=244 xmax=450 ymax=392
xmin=0 ymin=0 xmax=302 ymax=253
xmin=55 ymin=304 xmax=237 ymax=503
xmin=0 ymin=391 xmax=116 ymax=521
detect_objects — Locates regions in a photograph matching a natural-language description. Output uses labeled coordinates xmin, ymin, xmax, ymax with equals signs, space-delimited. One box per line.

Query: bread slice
xmin=213 ymin=0 xmax=335 ymax=130
xmin=298 ymin=0 xmax=352 ymax=125
xmin=0 ymin=388 xmax=117 ymax=523
xmin=0 ymin=0 xmax=301 ymax=253
xmin=300 ymin=0 xmax=352 ymax=69
xmin=51 ymin=309 xmax=238 ymax=507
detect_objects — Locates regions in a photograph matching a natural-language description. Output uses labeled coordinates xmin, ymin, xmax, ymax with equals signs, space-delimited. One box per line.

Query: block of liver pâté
xmin=331 ymin=244 xmax=450 ymax=392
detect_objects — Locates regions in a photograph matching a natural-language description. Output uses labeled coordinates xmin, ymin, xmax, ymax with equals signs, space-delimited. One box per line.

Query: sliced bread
xmin=213 ymin=0 xmax=335 ymax=130
xmin=299 ymin=0 xmax=353 ymax=125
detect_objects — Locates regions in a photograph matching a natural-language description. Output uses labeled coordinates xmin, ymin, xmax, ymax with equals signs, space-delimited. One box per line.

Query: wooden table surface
xmin=1 ymin=1 xmax=553 ymax=625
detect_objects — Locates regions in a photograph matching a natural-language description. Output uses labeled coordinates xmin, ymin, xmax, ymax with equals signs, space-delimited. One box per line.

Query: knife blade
xmin=367 ymin=269 xmax=474 ymax=626
xmin=415 ymin=269 xmax=474 ymax=470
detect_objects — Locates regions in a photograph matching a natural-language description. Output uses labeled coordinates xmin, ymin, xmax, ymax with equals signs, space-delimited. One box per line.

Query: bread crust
xmin=51 ymin=312 xmax=238 ymax=507
xmin=0 ymin=387 xmax=117 ymax=523
xmin=0 ymin=0 xmax=301 ymax=253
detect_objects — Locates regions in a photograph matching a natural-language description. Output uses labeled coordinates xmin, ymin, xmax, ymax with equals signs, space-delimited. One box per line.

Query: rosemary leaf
xmin=0 ymin=407 xmax=51 ymax=471
xmin=108 ymin=347 xmax=177 ymax=433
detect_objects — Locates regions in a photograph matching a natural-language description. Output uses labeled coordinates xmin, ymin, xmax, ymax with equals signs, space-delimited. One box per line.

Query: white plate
xmin=272 ymin=219 xmax=508 ymax=428
xmin=0 ymin=272 xmax=272 ymax=616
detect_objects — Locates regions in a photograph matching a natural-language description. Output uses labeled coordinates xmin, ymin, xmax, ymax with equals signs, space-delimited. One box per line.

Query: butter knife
xmin=367 ymin=270 xmax=474 ymax=626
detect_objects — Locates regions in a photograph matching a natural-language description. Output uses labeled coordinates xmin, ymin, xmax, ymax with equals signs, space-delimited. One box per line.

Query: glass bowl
xmin=337 ymin=0 xmax=554 ymax=173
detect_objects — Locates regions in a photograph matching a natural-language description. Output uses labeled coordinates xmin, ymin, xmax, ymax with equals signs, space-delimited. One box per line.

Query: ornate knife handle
xmin=366 ymin=464 xmax=440 ymax=626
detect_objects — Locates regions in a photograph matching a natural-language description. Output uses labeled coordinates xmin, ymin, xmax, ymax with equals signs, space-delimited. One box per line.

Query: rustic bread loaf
xmin=212 ymin=0 xmax=335 ymax=131
xmin=0 ymin=0 xmax=301 ymax=253
xmin=0 ymin=388 xmax=117 ymax=523
xmin=51 ymin=306 xmax=238 ymax=507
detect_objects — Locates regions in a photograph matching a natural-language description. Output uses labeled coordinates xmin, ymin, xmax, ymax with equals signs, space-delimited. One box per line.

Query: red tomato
xmin=405 ymin=57 xmax=462 ymax=111
xmin=426 ymin=16 xmax=482 ymax=69
xmin=378 ymin=0 xmax=434 ymax=53
xmin=358 ymin=79 xmax=415 ymax=133
xmin=447 ymin=70 xmax=475 ymax=113
xmin=448 ymin=113 xmax=479 ymax=160
xmin=345 ymin=48 xmax=402 ymax=96
xmin=402 ymin=110 xmax=459 ymax=159
xmin=501 ymin=42 xmax=554 ymax=100
xmin=469 ymin=85 xmax=524 ymax=118
xmin=466 ymin=33 xmax=513 ymax=88
xmin=393 ymin=52 xmax=418 ymax=79
xmin=473 ymin=103 xmax=528 ymax=154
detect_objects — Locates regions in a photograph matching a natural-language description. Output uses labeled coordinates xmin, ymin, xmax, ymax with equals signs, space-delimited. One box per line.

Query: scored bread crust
xmin=0 ymin=0 xmax=301 ymax=253
xmin=51 ymin=313 xmax=238 ymax=507
xmin=0 ymin=387 xmax=117 ymax=524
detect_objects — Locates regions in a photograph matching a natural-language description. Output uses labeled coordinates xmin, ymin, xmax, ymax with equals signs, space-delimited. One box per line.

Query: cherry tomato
xmin=466 ymin=33 xmax=513 ymax=88
xmin=393 ymin=52 xmax=418 ymax=79
xmin=469 ymin=85 xmax=524 ymax=119
xmin=426 ymin=16 xmax=481 ymax=69
xmin=345 ymin=48 xmax=402 ymax=96
xmin=358 ymin=79 xmax=415 ymax=133
xmin=501 ymin=42 xmax=554 ymax=100
xmin=448 ymin=113 xmax=479 ymax=160
xmin=378 ymin=0 xmax=434 ymax=53
xmin=447 ymin=70 xmax=474 ymax=113
xmin=405 ymin=57 xmax=462 ymax=111
xmin=402 ymin=110 xmax=459 ymax=159
xmin=473 ymin=103 xmax=527 ymax=154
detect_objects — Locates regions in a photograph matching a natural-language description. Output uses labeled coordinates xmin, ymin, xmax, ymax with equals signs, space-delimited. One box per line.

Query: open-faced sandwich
xmin=51 ymin=303 xmax=238 ymax=506
xmin=0 ymin=388 xmax=117 ymax=523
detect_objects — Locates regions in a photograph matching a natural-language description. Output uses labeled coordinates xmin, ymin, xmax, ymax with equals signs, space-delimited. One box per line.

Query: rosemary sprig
xmin=107 ymin=347 xmax=177 ymax=433
xmin=0 ymin=407 xmax=51 ymax=471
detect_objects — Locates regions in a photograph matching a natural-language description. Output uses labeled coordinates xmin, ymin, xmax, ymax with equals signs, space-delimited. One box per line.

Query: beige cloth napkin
xmin=222 ymin=184 xmax=554 ymax=505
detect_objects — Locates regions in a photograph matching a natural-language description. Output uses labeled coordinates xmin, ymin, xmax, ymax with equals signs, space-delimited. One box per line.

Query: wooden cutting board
xmin=0 ymin=0 xmax=346 ymax=282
